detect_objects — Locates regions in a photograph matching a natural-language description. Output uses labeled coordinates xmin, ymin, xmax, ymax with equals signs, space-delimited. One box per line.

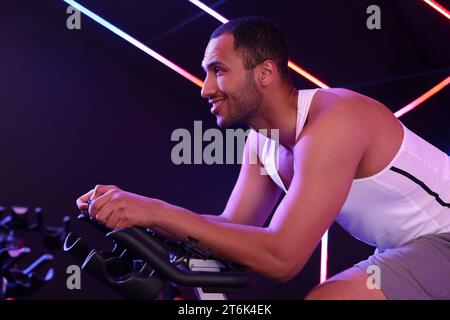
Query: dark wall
xmin=0 ymin=0 xmax=448 ymax=299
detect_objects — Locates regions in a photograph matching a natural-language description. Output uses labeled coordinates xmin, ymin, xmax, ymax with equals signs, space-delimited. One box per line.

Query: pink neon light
xmin=288 ymin=61 xmax=330 ymax=89
xmin=422 ymin=0 xmax=450 ymax=20
xmin=394 ymin=76 xmax=450 ymax=118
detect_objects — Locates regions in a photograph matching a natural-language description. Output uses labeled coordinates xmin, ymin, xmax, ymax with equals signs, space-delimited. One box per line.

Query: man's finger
xmin=105 ymin=211 xmax=121 ymax=230
xmin=76 ymin=189 xmax=94 ymax=210
xmin=88 ymin=189 xmax=118 ymax=218
xmin=90 ymin=184 xmax=119 ymax=201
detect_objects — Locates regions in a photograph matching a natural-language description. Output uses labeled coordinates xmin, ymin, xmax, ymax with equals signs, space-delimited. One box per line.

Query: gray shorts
xmin=354 ymin=232 xmax=450 ymax=300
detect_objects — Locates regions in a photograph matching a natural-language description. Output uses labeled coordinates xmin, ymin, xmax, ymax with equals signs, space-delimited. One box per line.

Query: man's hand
xmin=76 ymin=184 xmax=166 ymax=229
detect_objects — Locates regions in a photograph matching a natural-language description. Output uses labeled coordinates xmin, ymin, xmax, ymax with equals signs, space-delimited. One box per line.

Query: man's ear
xmin=258 ymin=60 xmax=276 ymax=86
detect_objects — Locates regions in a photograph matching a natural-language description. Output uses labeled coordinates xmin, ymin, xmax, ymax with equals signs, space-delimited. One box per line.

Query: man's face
xmin=201 ymin=34 xmax=262 ymax=128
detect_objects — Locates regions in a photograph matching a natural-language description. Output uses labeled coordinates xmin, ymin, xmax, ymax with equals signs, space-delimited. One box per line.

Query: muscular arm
xmin=152 ymin=103 xmax=367 ymax=282
xmin=151 ymin=214 xmax=228 ymax=241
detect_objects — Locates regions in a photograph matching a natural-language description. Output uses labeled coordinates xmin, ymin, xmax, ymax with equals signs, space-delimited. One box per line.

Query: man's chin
xmin=216 ymin=116 xmax=237 ymax=129
xmin=216 ymin=116 xmax=229 ymax=128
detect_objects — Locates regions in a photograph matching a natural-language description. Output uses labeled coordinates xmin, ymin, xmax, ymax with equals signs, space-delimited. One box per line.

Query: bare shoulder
xmin=311 ymin=88 xmax=395 ymax=118
xmin=297 ymin=89 xmax=371 ymax=152
xmin=305 ymin=88 xmax=404 ymax=180
xmin=307 ymin=87 xmax=399 ymax=135
xmin=313 ymin=88 xmax=382 ymax=112
xmin=305 ymin=88 xmax=368 ymax=131
xmin=294 ymin=88 xmax=375 ymax=159
xmin=315 ymin=87 xmax=375 ymax=101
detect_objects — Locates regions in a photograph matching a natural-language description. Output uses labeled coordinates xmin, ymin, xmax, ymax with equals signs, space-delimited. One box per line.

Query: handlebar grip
xmin=107 ymin=228 xmax=255 ymax=288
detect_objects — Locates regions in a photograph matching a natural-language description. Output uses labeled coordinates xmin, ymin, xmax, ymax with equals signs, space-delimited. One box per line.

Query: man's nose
xmin=200 ymin=74 xmax=217 ymax=99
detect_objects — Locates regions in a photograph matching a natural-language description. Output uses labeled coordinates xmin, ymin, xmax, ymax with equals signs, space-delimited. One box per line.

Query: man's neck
xmin=247 ymin=85 xmax=299 ymax=150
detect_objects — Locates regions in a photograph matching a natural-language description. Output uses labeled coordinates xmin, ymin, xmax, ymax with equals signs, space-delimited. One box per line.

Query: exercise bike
xmin=63 ymin=211 xmax=255 ymax=300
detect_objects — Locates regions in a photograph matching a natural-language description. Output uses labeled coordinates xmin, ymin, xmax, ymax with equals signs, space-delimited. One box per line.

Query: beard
xmin=216 ymin=72 xmax=263 ymax=128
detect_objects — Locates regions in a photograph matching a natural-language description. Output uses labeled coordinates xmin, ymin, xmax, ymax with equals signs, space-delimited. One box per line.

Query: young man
xmin=76 ymin=17 xmax=450 ymax=299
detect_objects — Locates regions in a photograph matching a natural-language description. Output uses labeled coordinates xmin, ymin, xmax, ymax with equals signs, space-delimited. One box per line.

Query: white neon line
xmin=63 ymin=0 xmax=204 ymax=87
xmin=319 ymin=230 xmax=329 ymax=284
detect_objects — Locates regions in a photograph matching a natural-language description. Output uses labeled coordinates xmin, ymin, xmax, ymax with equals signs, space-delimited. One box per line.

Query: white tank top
xmin=259 ymin=89 xmax=450 ymax=251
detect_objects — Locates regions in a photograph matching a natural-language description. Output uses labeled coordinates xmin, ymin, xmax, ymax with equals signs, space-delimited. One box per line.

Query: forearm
xmin=153 ymin=202 xmax=287 ymax=280
xmin=202 ymin=214 xmax=230 ymax=223
xmin=152 ymin=214 xmax=228 ymax=241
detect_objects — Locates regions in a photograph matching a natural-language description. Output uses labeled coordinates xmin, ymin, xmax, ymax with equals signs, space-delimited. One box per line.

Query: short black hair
xmin=211 ymin=16 xmax=290 ymax=82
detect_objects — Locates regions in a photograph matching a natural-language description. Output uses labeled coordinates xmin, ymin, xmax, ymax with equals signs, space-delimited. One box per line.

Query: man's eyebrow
xmin=201 ymin=61 xmax=226 ymax=72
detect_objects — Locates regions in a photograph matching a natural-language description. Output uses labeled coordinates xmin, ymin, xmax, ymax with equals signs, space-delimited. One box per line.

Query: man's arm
xmin=153 ymin=102 xmax=368 ymax=282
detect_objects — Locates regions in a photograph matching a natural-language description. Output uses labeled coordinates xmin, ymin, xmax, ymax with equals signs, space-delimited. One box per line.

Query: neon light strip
xmin=288 ymin=61 xmax=330 ymax=89
xmin=188 ymin=0 xmax=229 ymax=23
xmin=319 ymin=230 xmax=329 ymax=284
xmin=63 ymin=0 xmax=204 ymax=88
xmin=394 ymin=76 xmax=450 ymax=118
xmin=188 ymin=0 xmax=329 ymax=89
xmin=422 ymin=0 xmax=450 ymax=20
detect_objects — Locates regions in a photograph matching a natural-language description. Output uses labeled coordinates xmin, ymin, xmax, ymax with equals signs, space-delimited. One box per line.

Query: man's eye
xmin=214 ymin=68 xmax=223 ymax=75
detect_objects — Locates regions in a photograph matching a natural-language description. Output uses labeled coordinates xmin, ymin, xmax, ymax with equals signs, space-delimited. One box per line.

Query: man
xmin=76 ymin=17 xmax=450 ymax=299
